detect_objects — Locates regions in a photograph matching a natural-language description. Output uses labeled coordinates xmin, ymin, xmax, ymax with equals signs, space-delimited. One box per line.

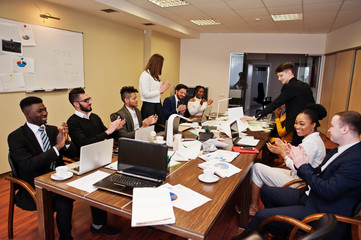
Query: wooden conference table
xmin=34 ymin=129 xmax=271 ymax=240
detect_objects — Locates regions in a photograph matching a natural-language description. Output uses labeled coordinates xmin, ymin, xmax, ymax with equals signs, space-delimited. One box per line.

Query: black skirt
xmin=141 ymin=101 xmax=165 ymax=132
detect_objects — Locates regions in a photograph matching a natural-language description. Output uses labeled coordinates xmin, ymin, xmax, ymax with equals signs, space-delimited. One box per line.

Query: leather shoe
xmin=90 ymin=225 xmax=122 ymax=236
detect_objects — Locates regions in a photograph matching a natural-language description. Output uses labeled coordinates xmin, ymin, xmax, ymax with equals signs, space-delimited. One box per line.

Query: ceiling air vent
xmin=101 ymin=9 xmax=118 ymax=13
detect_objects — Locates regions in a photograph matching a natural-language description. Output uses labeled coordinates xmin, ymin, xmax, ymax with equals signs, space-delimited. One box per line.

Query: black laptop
xmin=93 ymin=138 xmax=168 ymax=197
xmin=230 ymin=120 xmax=241 ymax=145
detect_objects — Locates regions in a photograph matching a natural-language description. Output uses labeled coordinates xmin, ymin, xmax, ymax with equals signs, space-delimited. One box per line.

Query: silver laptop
xmin=201 ymin=106 xmax=212 ymax=123
xmin=93 ymin=138 xmax=168 ymax=197
xmin=68 ymin=139 xmax=114 ymax=175
xmin=134 ymin=125 xmax=155 ymax=141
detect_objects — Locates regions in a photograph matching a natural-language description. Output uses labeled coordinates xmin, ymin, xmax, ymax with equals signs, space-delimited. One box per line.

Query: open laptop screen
xmin=230 ymin=120 xmax=239 ymax=144
xmin=117 ymin=138 xmax=168 ymax=181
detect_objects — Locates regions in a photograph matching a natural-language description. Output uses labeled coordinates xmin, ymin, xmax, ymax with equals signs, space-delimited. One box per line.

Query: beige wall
xmin=0 ymin=0 xmax=180 ymax=174
xmin=325 ymin=20 xmax=361 ymax=54
xmin=180 ymin=33 xmax=326 ymax=113
xmin=151 ymin=31 xmax=180 ymax=100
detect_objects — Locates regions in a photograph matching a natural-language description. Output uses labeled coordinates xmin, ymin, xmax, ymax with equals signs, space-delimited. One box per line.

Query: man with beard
xmin=67 ymin=88 xmax=125 ymax=152
xmin=67 ymin=87 xmax=125 ymax=236
xmin=110 ymin=86 xmax=158 ymax=139
xmin=163 ymin=83 xmax=188 ymax=120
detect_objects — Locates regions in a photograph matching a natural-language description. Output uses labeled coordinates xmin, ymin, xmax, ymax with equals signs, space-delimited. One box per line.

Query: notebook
xmin=134 ymin=125 xmax=155 ymax=141
xmin=67 ymin=139 xmax=114 ymax=175
xmin=93 ymin=138 xmax=168 ymax=197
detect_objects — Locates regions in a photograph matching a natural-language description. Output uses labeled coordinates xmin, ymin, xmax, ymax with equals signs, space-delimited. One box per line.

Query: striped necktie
xmin=38 ymin=125 xmax=50 ymax=151
xmin=39 ymin=125 xmax=56 ymax=170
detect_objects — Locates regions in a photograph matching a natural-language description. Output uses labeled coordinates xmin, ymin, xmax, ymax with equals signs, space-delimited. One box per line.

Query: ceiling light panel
xmin=271 ymin=13 xmax=303 ymax=21
xmin=148 ymin=0 xmax=189 ymax=7
xmin=190 ymin=19 xmax=221 ymax=25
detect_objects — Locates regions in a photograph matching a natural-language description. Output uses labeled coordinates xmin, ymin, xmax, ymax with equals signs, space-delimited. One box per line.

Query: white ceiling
xmin=44 ymin=0 xmax=361 ymax=38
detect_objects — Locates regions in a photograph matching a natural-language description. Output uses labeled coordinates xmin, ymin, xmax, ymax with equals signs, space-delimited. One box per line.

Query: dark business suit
xmin=247 ymin=142 xmax=361 ymax=239
xmin=163 ymin=95 xmax=184 ymax=120
xmin=67 ymin=113 xmax=114 ymax=226
xmin=110 ymin=105 xmax=143 ymax=139
xmin=8 ymin=123 xmax=77 ymax=240
xmin=256 ymin=78 xmax=315 ymax=145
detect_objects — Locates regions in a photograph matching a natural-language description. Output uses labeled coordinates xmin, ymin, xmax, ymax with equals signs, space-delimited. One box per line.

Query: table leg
xmin=36 ymin=186 xmax=55 ymax=240
xmin=236 ymin=170 xmax=252 ymax=228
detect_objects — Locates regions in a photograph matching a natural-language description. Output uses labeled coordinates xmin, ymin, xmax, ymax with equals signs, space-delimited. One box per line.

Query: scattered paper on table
xmin=159 ymin=183 xmax=211 ymax=212
xmin=67 ymin=170 xmax=110 ymax=193
xmin=236 ymin=136 xmax=259 ymax=146
xmin=174 ymin=140 xmax=201 ymax=161
xmin=198 ymin=160 xmax=241 ymax=178
xmin=132 ymin=187 xmax=175 ymax=227
xmin=104 ymin=161 xmax=117 ymax=170
xmin=199 ymin=150 xmax=239 ymax=163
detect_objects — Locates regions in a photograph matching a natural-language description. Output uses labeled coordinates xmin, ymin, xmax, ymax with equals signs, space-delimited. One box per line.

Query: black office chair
xmin=4 ymin=154 xmax=36 ymax=239
xmin=254 ymin=83 xmax=272 ymax=109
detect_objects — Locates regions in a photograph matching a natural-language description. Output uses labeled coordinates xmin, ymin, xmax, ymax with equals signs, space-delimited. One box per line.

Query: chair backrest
xmin=256 ymin=83 xmax=265 ymax=104
xmin=298 ymin=214 xmax=337 ymax=240
xmin=8 ymin=154 xmax=20 ymax=178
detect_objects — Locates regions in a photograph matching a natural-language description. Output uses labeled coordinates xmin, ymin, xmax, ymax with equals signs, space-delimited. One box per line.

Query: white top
xmin=74 ymin=110 xmax=91 ymax=119
xmin=187 ymin=97 xmax=207 ymax=116
xmin=285 ymin=131 xmax=326 ymax=176
xmin=139 ymin=70 xmax=161 ymax=103
xmin=126 ymin=105 xmax=140 ymax=130
xmin=321 ymin=141 xmax=359 ymax=172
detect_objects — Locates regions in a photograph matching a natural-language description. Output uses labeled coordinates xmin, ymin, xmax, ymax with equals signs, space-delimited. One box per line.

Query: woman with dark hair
xmin=187 ymin=85 xmax=213 ymax=117
xmin=139 ymin=54 xmax=171 ymax=132
xmin=248 ymin=103 xmax=327 ymax=216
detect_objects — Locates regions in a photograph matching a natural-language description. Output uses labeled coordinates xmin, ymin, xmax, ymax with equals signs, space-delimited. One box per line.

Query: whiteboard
xmin=0 ymin=18 xmax=84 ymax=93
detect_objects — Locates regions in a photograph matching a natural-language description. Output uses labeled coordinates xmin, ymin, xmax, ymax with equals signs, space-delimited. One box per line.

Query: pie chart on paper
xmin=17 ymin=61 xmax=27 ymax=67
xmin=215 ymin=162 xmax=229 ymax=170
xmin=170 ymin=192 xmax=178 ymax=201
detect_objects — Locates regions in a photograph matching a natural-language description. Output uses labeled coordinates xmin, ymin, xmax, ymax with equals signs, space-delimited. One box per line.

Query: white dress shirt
xmin=74 ymin=110 xmax=91 ymax=119
xmin=321 ymin=141 xmax=360 ymax=172
xmin=27 ymin=122 xmax=59 ymax=156
xmin=285 ymin=131 xmax=326 ymax=176
xmin=126 ymin=105 xmax=140 ymax=130
xmin=139 ymin=70 xmax=161 ymax=103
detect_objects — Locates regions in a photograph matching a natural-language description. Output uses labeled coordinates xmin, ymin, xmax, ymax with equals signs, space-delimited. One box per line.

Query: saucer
xmin=155 ymin=140 xmax=166 ymax=144
xmin=198 ymin=174 xmax=219 ymax=183
xmin=51 ymin=171 xmax=73 ymax=181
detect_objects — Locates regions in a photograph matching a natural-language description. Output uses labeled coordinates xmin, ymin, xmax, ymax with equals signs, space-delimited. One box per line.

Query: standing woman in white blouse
xmin=187 ymin=85 xmax=213 ymax=118
xmin=139 ymin=54 xmax=171 ymax=132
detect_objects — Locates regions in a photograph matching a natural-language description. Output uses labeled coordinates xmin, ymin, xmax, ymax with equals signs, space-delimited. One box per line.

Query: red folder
xmin=232 ymin=146 xmax=259 ymax=154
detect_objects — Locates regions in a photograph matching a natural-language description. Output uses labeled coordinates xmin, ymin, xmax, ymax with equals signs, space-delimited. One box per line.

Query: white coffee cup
xmin=56 ymin=166 xmax=69 ymax=178
xmin=156 ymin=136 xmax=164 ymax=143
xmin=203 ymin=168 xmax=215 ymax=181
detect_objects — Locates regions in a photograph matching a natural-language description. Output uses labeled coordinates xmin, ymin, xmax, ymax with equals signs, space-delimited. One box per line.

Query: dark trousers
xmin=246 ymin=187 xmax=308 ymax=238
xmin=91 ymin=207 xmax=107 ymax=225
xmin=141 ymin=101 xmax=165 ymax=132
xmin=53 ymin=194 xmax=74 ymax=240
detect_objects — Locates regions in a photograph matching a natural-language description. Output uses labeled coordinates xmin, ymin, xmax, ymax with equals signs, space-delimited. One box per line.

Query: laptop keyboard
xmin=109 ymin=174 xmax=158 ymax=188
xmin=72 ymin=166 xmax=80 ymax=172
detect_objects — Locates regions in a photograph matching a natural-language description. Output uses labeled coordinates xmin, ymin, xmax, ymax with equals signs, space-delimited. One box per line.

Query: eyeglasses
xmin=77 ymin=97 xmax=92 ymax=103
